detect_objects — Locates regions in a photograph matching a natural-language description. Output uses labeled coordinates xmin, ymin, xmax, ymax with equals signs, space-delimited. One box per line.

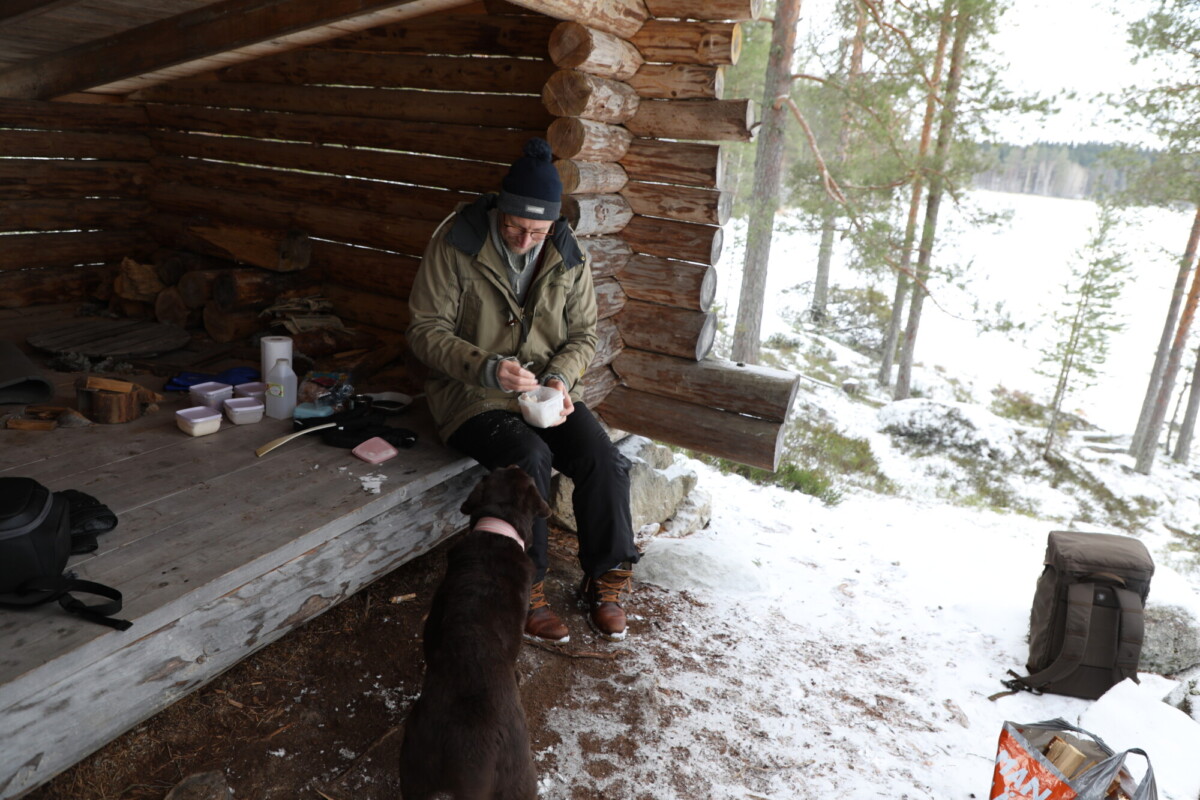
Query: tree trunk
xmin=894 ymin=1 xmax=968 ymax=400
xmin=811 ymin=218 xmax=835 ymax=323
xmin=730 ymin=0 xmax=801 ymax=363
xmin=1172 ymin=348 xmax=1200 ymax=462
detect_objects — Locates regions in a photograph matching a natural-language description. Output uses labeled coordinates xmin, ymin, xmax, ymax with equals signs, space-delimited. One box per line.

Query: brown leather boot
xmin=525 ymin=580 xmax=569 ymax=644
xmin=580 ymin=568 xmax=632 ymax=642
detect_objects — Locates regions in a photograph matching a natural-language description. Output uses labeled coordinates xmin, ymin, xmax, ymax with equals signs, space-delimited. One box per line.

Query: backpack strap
xmin=1113 ymin=586 xmax=1144 ymax=684
xmin=992 ymin=581 xmax=1097 ymax=698
xmin=0 ymin=574 xmax=132 ymax=631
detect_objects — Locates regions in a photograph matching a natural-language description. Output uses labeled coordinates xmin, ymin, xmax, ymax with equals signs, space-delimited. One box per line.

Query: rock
xmin=1165 ymin=664 xmax=1200 ymax=723
xmin=550 ymin=435 xmax=698 ymax=533
xmin=660 ymin=488 xmax=712 ymax=538
xmin=165 ymin=771 xmax=232 ymax=800
xmin=1142 ymin=604 xmax=1200 ymax=676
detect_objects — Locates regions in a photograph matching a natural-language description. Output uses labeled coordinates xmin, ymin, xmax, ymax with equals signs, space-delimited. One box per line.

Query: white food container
xmin=234 ymin=381 xmax=267 ymax=401
xmin=518 ymin=385 xmax=564 ymax=428
xmin=223 ymin=396 xmax=265 ymax=425
xmin=190 ymin=381 xmax=233 ymax=409
xmin=176 ymin=406 xmax=222 ymax=437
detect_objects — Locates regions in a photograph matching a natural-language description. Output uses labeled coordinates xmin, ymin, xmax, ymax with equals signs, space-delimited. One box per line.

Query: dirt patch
xmin=24 ymin=529 xmax=666 ymax=800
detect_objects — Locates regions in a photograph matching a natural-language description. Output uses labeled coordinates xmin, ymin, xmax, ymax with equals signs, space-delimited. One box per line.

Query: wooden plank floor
xmin=0 ymin=307 xmax=480 ymax=798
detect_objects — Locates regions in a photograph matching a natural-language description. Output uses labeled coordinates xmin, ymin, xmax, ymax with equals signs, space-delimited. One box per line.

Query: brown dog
xmin=399 ymin=466 xmax=549 ymax=800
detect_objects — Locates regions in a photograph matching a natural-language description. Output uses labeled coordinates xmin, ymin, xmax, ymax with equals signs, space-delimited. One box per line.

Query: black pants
xmin=448 ymin=403 xmax=639 ymax=583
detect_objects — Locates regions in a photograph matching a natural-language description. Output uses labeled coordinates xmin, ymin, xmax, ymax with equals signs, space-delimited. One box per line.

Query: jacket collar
xmin=446 ymin=193 xmax=585 ymax=270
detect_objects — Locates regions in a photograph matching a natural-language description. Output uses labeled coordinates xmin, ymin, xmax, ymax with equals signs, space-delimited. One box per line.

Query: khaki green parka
xmin=406 ymin=193 xmax=598 ymax=442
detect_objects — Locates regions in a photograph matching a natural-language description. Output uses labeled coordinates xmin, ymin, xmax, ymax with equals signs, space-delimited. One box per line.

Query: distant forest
xmin=972 ymin=142 xmax=1151 ymax=199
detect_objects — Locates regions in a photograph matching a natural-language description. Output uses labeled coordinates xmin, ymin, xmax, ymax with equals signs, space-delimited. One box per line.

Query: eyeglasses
xmin=501 ymin=221 xmax=554 ymax=241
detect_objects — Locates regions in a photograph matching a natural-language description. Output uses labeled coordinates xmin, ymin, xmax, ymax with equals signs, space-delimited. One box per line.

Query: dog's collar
xmin=472 ymin=516 xmax=525 ymax=549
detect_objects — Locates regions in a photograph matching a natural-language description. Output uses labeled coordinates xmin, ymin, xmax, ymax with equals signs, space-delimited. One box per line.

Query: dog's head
xmin=460 ymin=466 xmax=550 ymax=549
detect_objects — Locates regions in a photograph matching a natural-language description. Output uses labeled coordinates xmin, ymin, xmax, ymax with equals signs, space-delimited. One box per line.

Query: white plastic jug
xmin=264 ymin=358 xmax=297 ymax=420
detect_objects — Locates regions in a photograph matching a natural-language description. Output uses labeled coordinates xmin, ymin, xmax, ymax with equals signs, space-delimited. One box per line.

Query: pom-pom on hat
xmin=498 ymin=137 xmax=562 ymax=222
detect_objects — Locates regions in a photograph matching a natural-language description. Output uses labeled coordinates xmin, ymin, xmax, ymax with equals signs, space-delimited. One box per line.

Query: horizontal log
xmin=144 ymin=104 xmax=539 ymax=165
xmin=187 ymin=220 xmax=311 ymax=273
xmin=593 ymin=276 xmax=628 ymax=319
xmin=508 ymin=0 xmax=648 ymax=39
xmin=154 ymin=249 xmax=240 ymax=287
xmin=220 ymin=51 xmax=556 ymax=94
xmin=203 ymin=301 xmax=265 ymax=344
xmin=620 ymin=180 xmax=731 ymax=225
xmin=0 ymin=264 xmax=114 ymax=309
xmin=0 ymin=129 xmax=154 ymax=160
xmin=323 ymin=283 xmax=410 ymax=333
xmin=542 ymin=69 xmax=640 ymax=123
xmin=563 ymin=193 xmax=634 ymax=236
xmin=547 ymin=117 xmax=633 ymax=161
xmin=0 ymin=199 xmax=148 ymax=233
xmin=322 ymin=13 xmax=560 ymax=56
xmin=618 ymin=254 xmax=716 ymax=311
xmin=616 ymin=298 xmax=716 ymax=360
xmin=152 ymin=130 xmax=508 ymax=196
xmin=0 ymin=160 xmax=150 ymax=198
xmin=0 ymin=97 xmax=150 ymax=132
xmin=556 ymin=158 xmax=628 ymax=194
xmin=0 ymin=231 xmax=149 ymax=271
xmin=154 ymin=287 xmax=202 ymax=329
xmin=590 ymin=315 xmax=624 ymax=369
xmin=620 ymin=215 xmax=723 ymax=265
xmin=625 ymin=98 xmax=755 ymax=141
xmin=631 ymin=21 xmax=742 ymax=65
xmin=628 ymin=63 xmax=723 ymax=99
xmin=620 ymin=138 xmax=724 ymax=188
xmin=135 ymin=81 xmax=554 ymax=130
xmin=548 ymin=21 xmax=643 ymax=80
xmin=597 ymin=385 xmax=785 ymax=470
xmin=580 ymin=236 xmax=633 ymax=278
xmin=614 ymin=349 xmax=798 ymax=422
xmin=308 ymin=240 xmax=420 ymax=299
xmin=580 ymin=364 xmax=619 ymax=408
xmin=212 ymin=269 xmax=321 ymax=311
xmin=643 ymin=0 xmax=762 ymax=20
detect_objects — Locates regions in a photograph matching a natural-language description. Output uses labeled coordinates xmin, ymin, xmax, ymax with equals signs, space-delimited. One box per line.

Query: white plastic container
xmin=234 ymin=381 xmax=267 ymax=401
xmin=264 ymin=358 xmax=297 ymax=420
xmin=189 ymin=381 xmax=233 ymax=409
xmin=518 ymin=385 xmax=564 ymax=428
xmin=223 ymin=396 xmax=265 ymax=425
xmin=176 ymin=406 xmax=222 ymax=437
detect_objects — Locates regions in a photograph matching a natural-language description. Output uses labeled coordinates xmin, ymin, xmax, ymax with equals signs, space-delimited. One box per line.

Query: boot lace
xmin=529 ymin=580 xmax=549 ymax=611
xmin=592 ymin=569 xmax=632 ymax=604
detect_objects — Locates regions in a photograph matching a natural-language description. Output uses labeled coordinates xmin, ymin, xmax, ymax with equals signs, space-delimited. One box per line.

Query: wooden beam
xmin=617 ymin=254 xmax=716 ymax=311
xmin=0 ymin=97 xmax=150 ymax=131
xmin=625 ymin=98 xmax=756 ymax=141
xmin=321 ymin=12 xmax=560 ymax=56
xmin=620 ymin=215 xmax=723 ymax=265
xmin=508 ymin=0 xmax=649 ymax=39
xmin=628 ymin=63 xmax=723 ymax=99
xmin=0 ymin=0 xmax=463 ymax=100
xmin=562 ymin=193 xmax=634 ymax=236
xmin=0 ymin=0 xmax=74 ymax=26
xmin=556 ymin=159 xmax=628 ymax=194
xmin=616 ymin=298 xmax=716 ymax=361
xmin=620 ymin=138 xmax=724 ymax=189
xmin=547 ymin=117 xmax=632 ymax=160
xmin=643 ymin=0 xmax=761 ymax=21
xmin=541 ymin=69 xmax=640 ymax=123
xmin=621 ymin=180 xmax=731 ymax=225
xmin=548 ymin=21 xmax=644 ymax=80
xmin=631 ymin=20 xmax=743 ymax=65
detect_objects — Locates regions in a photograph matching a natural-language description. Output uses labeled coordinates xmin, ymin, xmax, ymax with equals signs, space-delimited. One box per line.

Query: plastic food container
xmin=518 ymin=386 xmax=564 ymax=428
xmin=190 ymin=381 xmax=233 ymax=409
xmin=352 ymin=436 xmax=399 ymax=464
xmin=234 ymin=381 xmax=267 ymax=401
xmin=176 ymin=406 xmax=222 ymax=437
xmin=223 ymin=396 xmax=264 ymax=425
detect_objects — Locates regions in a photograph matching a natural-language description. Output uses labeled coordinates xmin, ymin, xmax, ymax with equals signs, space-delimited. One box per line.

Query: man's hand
xmin=545 ymin=377 xmax=574 ymax=426
xmin=497 ymin=359 xmax=540 ymax=394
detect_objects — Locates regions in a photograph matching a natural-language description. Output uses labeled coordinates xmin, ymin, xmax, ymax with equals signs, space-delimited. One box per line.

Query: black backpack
xmin=0 ymin=476 xmax=131 ymax=630
xmin=999 ymin=530 xmax=1153 ymax=700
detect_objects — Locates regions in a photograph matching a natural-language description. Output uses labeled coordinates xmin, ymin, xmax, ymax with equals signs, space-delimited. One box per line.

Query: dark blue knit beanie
xmin=498 ymin=137 xmax=562 ymax=221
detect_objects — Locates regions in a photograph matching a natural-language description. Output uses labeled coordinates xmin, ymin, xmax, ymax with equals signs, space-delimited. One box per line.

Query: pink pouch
xmin=352 ymin=436 xmax=398 ymax=464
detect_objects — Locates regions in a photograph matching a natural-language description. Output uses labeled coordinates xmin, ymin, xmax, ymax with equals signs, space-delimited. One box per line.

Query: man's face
xmin=499 ymin=214 xmax=554 ymax=256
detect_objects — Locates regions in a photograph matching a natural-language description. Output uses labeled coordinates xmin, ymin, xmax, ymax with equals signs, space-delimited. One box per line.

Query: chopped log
xmin=556 ymin=159 xmax=628 ymax=194
xmin=580 ymin=364 xmax=619 ymax=408
xmin=625 ymin=98 xmax=756 ymax=141
xmin=307 ymin=240 xmax=421 ymax=299
xmin=154 ymin=287 xmax=202 ymax=329
xmin=221 ymin=51 xmax=556 ymax=94
xmin=177 ymin=270 xmax=227 ymax=309
xmin=80 ymin=376 xmax=136 ymax=394
xmin=312 ymin=13 xmax=559 ymax=56
xmin=643 ymin=0 xmax=762 ymax=20
xmin=618 ymin=254 xmax=716 ymax=311
xmin=212 ymin=269 xmax=321 ymax=312
xmin=76 ymin=385 xmax=141 ymax=425
xmin=548 ymin=21 xmax=644 ymax=80
xmin=620 ymin=138 xmax=724 ymax=188
xmin=547 ymin=117 xmax=633 ymax=161
xmin=0 ymin=129 xmax=154 ymax=161
xmin=0 ymin=160 xmax=149 ymax=199
xmin=6 ymin=418 xmax=57 ymax=432
xmin=323 ymin=283 xmax=410 ymax=333
xmin=631 ymin=21 xmax=742 ymax=65
xmin=542 ymin=70 xmax=640 ymax=123
xmin=0 ymin=198 xmax=148 ymax=234
xmin=0 ymin=231 xmax=148 ymax=271
xmin=186 ymin=220 xmax=312 ymax=273
xmin=597 ymin=385 xmax=784 ymax=471
xmin=593 ymin=276 xmax=628 ymax=319
xmin=620 ymin=215 xmax=723 ymax=265
xmin=289 ymin=327 xmax=382 ymax=359
xmin=580 ymin=236 xmax=633 ymax=278
xmin=621 ymin=181 xmax=731 ymax=225
xmin=202 ymin=301 xmax=264 ymax=344
xmin=628 ymin=63 xmax=723 ymax=99
xmin=506 ymin=0 xmax=648 ymax=39
xmin=153 ymin=249 xmax=236 ymax=287
xmin=562 ymin=193 xmax=634 ymax=236
xmin=590 ymin=315 xmax=624 ymax=369
xmin=0 ymin=264 xmax=114 ymax=309
xmin=136 ymin=81 xmax=554 ymax=130
xmin=616 ymin=298 xmax=716 ymax=361
xmin=614 ymin=349 xmax=799 ymax=422
xmin=115 ymin=257 xmax=166 ymax=303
